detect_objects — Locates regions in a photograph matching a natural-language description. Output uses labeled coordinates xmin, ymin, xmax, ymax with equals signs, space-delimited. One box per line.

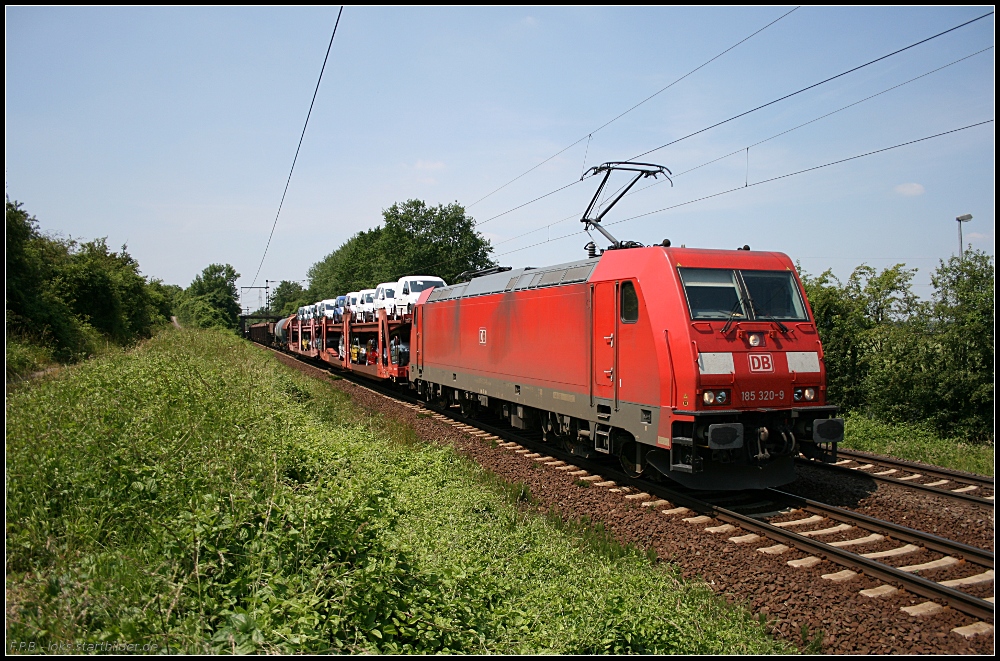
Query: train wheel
xmin=459 ymin=398 xmax=477 ymax=419
xmin=619 ymin=438 xmax=643 ymax=478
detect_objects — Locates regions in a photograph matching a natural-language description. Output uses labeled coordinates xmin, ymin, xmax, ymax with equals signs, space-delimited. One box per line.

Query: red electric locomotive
xmin=409 ymin=244 xmax=842 ymax=490
xmin=408 ymin=162 xmax=841 ymax=490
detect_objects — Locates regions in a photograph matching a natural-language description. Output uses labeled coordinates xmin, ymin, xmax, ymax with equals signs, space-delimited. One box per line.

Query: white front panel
xmin=786 ymin=351 xmax=821 ymax=373
xmin=698 ymin=352 xmax=735 ymax=375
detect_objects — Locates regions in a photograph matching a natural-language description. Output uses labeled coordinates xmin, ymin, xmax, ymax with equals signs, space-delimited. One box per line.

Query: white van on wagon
xmin=373 ymin=282 xmax=398 ymax=316
xmin=394 ymin=276 xmax=446 ymax=315
xmin=356 ymin=288 xmax=377 ymax=321
xmin=319 ymin=299 xmax=339 ymax=319
xmin=345 ymin=291 xmax=360 ymax=317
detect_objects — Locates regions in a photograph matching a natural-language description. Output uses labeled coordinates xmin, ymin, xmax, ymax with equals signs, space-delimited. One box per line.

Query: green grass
xmin=6 ymin=328 xmax=791 ymax=654
xmin=842 ymin=414 xmax=994 ymax=477
xmin=5 ymin=336 xmax=55 ymax=381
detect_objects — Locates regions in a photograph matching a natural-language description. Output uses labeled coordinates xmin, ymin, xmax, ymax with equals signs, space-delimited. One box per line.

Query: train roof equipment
xmin=579 ymin=161 xmax=671 ymax=254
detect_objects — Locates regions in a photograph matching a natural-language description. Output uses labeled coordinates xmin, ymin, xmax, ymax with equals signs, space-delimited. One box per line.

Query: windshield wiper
xmin=720 ymin=298 xmax=746 ymax=335
xmin=764 ymin=315 xmax=789 ymax=334
xmin=745 ymin=291 xmax=790 ymax=333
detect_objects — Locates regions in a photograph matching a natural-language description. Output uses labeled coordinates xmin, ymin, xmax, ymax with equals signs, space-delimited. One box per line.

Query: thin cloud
xmin=894 ymin=183 xmax=926 ymax=196
xmin=415 ymin=160 xmax=445 ymax=171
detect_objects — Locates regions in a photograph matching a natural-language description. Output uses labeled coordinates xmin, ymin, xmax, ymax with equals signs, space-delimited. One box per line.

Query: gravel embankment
xmin=782 ymin=464 xmax=994 ymax=552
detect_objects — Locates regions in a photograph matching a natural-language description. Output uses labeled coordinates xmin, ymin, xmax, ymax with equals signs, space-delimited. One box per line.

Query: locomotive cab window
xmin=678 ymin=268 xmax=746 ymax=320
xmin=620 ymin=281 xmax=639 ymax=323
xmin=740 ymin=271 xmax=808 ymax=321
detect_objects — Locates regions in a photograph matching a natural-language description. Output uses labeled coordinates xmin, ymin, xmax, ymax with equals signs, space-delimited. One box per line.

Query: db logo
xmin=748 ymin=353 xmax=774 ymax=372
xmin=479 ymin=328 xmax=487 ymax=344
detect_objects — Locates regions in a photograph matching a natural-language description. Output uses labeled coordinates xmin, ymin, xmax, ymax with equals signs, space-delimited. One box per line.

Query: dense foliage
xmin=174 ymin=263 xmax=241 ymax=330
xmin=277 ymin=199 xmax=495 ymax=314
xmin=801 ymin=250 xmax=994 ymax=443
xmin=6 ymin=329 xmax=787 ymax=654
xmin=6 ymin=201 xmax=172 ymax=369
xmin=268 ymin=280 xmax=305 ymax=317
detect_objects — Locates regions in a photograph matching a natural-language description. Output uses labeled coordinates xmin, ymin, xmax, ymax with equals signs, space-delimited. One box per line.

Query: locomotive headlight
xmin=748 ymin=333 xmax=762 ymax=347
xmin=703 ymin=391 xmax=715 ymax=405
xmin=716 ymin=391 xmax=728 ymax=405
xmin=804 ymin=387 xmax=816 ymax=401
xmin=793 ymin=388 xmax=803 ymax=402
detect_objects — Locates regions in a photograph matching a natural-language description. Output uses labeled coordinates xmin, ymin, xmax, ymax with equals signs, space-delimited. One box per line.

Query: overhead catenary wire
xmin=476 ymin=13 xmax=993 ymax=235
xmin=627 ymin=10 xmax=995 ymax=162
xmin=490 ymin=44 xmax=994 ymax=249
xmin=496 ymin=119 xmax=994 ymax=258
xmin=467 ymin=6 xmax=801 ymax=211
xmin=250 ymin=6 xmax=344 ymax=288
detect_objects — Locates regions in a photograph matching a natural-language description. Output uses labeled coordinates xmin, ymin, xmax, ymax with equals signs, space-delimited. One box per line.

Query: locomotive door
xmin=592 ymin=282 xmax=617 ymax=402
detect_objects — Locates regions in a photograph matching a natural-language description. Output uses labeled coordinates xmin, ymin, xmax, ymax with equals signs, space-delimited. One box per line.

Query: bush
xmin=801 ymin=252 xmax=994 ymax=443
xmin=5 ymin=201 xmax=172 ymax=365
xmin=5 ymin=334 xmax=54 ymax=380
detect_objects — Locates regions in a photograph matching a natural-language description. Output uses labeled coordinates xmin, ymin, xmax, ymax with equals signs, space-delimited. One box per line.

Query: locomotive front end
xmin=651 ymin=249 xmax=843 ymax=490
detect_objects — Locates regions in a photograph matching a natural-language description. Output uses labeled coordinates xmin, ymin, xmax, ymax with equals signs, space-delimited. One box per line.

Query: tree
xmin=61 ymin=238 xmax=166 ymax=343
xmin=6 ymin=201 xmax=175 ymax=362
xmin=927 ymin=251 xmax=994 ymax=440
xmin=379 ymin=200 xmax=495 ymax=285
xmin=269 ymin=280 xmax=305 ymax=316
xmin=305 ymin=200 xmax=496 ymax=300
xmin=176 ymin=264 xmax=241 ymax=330
xmin=801 ymin=254 xmax=994 ymax=443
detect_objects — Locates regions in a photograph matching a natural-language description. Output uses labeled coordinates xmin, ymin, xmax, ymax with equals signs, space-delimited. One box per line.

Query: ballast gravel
xmin=781 ymin=463 xmax=994 ymax=552
xmin=268 ymin=351 xmax=994 ymax=655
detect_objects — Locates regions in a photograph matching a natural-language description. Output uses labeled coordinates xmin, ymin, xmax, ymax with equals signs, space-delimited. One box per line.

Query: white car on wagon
xmin=373 ymin=282 xmax=398 ymax=317
xmin=394 ymin=276 xmax=446 ymax=315
xmin=356 ymin=288 xmax=377 ymax=321
xmin=345 ymin=291 xmax=360 ymax=318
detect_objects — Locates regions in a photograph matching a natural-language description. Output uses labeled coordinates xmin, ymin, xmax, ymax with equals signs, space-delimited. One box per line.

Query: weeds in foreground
xmin=6 ymin=329 xmax=792 ymax=654
xmin=842 ymin=414 xmax=994 ymax=476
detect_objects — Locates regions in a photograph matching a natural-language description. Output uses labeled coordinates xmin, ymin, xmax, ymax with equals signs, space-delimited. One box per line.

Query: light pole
xmin=956 ymin=214 xmax=973 ymax=258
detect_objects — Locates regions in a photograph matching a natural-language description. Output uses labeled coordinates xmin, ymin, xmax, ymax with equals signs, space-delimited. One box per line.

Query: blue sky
xmin=6 ymin=7 xmax=995 ymax=310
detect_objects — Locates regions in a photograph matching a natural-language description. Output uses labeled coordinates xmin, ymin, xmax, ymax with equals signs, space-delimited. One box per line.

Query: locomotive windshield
xmin=678 ymin=268 xmax=808 ymax=321
xmin=741 ymin=271 xmax=808 ymax=321
xmin=678 ymin=268 xmax=747 ymax=320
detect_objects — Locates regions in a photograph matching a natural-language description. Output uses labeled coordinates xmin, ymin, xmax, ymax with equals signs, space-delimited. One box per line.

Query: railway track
xmin=799 ymin=449 xmax=994 ymax=506
xmin=262 ymin=346 xmax=995 ymax=636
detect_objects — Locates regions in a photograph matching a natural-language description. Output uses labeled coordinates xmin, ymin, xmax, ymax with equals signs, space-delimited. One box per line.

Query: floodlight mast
xmin=580 ymin=162 xmax=671 ymax=249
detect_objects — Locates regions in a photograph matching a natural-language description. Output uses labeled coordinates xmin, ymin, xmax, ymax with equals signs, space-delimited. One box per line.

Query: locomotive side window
xmin=740 ymin=271 xmax=808 ymax=321
xmin=678 ymin=268 xmax=746 ymax=320
xmin=620 ymin=281 xmax=639 ymax=323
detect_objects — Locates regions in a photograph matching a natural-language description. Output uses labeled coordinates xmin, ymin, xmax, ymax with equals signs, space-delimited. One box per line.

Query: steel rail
xmin=448 ymin=407 xmax=996 ymax=622
xmin=657 ymin=487 xmax=995 ymax=622
xmin=257 ymin=344 xmax=995 ymax=622
xmin=796 ymin=458 xmax=994 ymax=507
xmin=834 ymin=448 xmax=994 ymax=485
xmin=767 ymin=489 xmax=994 ymax=567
